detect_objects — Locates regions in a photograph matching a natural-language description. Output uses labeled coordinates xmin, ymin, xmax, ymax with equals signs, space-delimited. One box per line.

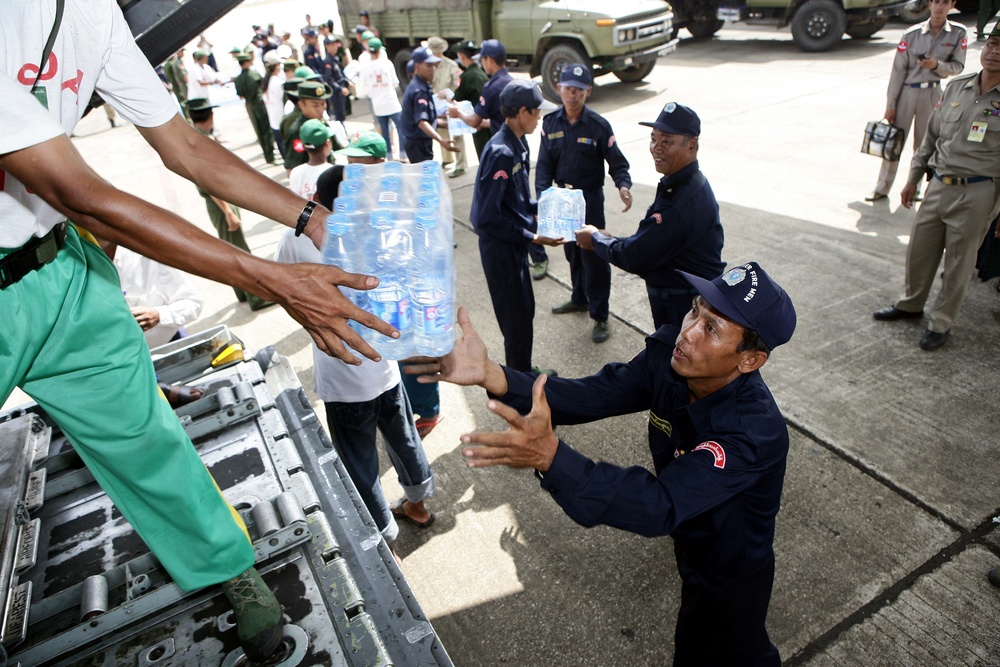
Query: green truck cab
xmin=671 ymin=0 xmax=918 ymax=51
xmin=339 ymin=0 xmax=679 ymax=101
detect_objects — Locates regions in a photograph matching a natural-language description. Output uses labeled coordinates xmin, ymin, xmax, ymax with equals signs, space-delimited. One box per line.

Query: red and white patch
xmin=693 ymin=441 xmax=726 ymax=469
xmin=961 ymin=37 xmax=968 ymax=50
xmin=608 ymin=135 xmax=616 ymax=148
xmin=493 ymin=170 xmax=509 ymax=180
xmin=897 ymin=40 xmax=908 ymax=52
xmin=651 ymin=212 xmax=663 ymax=224
xmin=479 ymin=95 xmax=486 ymax=106
xmin=418 ymin=98 xmax=429 ymax=105
xmin=292 ymin=138 xmax=305 ymax=153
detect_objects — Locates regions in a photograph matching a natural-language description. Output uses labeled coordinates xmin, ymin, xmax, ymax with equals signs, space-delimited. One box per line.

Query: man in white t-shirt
xmin=357 ymin=38 xmax=406 ymax=161
xmin=276 ymin=155 xmax=436 ymax=554
xmin=0 ymin=2 xmax=397 ymax=662
xmin=188 ymin=49 xmax=227 ymax=99
xmin=288 ymin=119 xmax=334 ymax=201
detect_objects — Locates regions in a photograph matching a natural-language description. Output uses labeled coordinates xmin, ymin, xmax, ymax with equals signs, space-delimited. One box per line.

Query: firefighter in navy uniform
xmin=407 ymin=261 xmax=795 ymax=667
xmin=470 ymin=79 xmax=558 ymax=372
xmin=577 ymin=102 xmax=724 ymax=331
xmin=536 ymin=63 xmax=632 ymax=343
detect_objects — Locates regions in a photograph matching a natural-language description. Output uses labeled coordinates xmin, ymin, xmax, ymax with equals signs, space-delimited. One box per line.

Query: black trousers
xmin=404 ymin=136 xmax=433 ymax=163
xmin=648 ymin=287 xmax=699 ymax=331
xmin=478 ymin=236 xmax=534 ymax=371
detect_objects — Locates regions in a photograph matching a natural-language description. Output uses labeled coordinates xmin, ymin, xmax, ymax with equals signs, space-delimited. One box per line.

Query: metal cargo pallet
xmin=0 ymin=327 xmax=452 ymax=667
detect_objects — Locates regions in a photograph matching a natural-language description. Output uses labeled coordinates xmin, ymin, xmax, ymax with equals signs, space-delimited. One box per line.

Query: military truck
xmin=670 ymin=0 xmax=918 ymax=51
xmin=338 ymin=0 xmax=679 ymax=101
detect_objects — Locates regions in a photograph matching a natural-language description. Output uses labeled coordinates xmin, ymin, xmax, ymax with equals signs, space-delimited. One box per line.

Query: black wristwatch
xmin=294 ymin=201 xmax=318 ymax=237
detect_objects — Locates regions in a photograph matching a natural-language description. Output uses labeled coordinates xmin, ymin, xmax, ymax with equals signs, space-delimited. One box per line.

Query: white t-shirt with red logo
xmin=359 ymin=56 xmax=401 ymax=117
xmin=0 ymin=0 xmax=176 ymax=248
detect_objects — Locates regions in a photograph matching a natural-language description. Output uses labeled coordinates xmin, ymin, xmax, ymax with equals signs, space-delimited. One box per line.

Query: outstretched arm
xmin=0 ymin=133 xmax=397 ymax=364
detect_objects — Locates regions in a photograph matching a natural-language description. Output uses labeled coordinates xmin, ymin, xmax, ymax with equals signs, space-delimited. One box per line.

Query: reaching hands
xmin=460 ymin=374 xmax=560 ymax=473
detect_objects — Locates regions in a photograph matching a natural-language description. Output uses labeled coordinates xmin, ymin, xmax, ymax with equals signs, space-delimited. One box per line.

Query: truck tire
xmin=687 ymin=19 xmax=724 ymax=38
xmin=895 ymin=0 xmax=930 ymax=23
xmin=393 ymin=47 xmax=413 ymax=91
xmin=845 ymin=17 xmax=887 ymax=39
xmin=540 ymin=44 xmax=590 ymax=103
xmin=613 ymin=60 xmax=656 ymax=83
xmin=790 ymin=0 xmax=847 ymax=52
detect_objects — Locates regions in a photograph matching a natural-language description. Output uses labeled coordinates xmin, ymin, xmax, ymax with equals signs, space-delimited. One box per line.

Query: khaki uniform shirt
xmin=909 ymin=70 xmax=1000 ymax=182
xmin=887 ymin=20 xmax=967 ymax=110
xmin=431 ymin=55 xmax=462 ymax=96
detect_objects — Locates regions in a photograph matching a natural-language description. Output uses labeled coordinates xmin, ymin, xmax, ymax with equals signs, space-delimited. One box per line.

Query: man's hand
xmin=918 ymin=56 xmax=938 ymax=71
xmin=533 ymin=234 xmax=564 ymax=247
xmin=900 ymin=182 xmax=918 ymax=209
xmin=447 ymin=105 xmax=460 ymax=118
xmin=402 ymin=306 xmax=508 ymax=393
xmin=461 ymin=375 xmax=559 ymax=473
xmin=225 ymin=211 xmax=241 ymax=232
xmin=130 ymin=306 xmax=161 ymax=331
xmin=575 ymin=224 xmax=599 ymax=251
xmin=619 ymin=186 xmax=633 ymax=212
xmin=884 ymin=109 xmax=896 ymax=125
xmin=441 ymin=139 xmax=460 ymax=153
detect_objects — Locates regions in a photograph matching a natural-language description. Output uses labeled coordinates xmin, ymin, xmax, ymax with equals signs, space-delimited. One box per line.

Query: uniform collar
xmin=660 ymin=160 xmax=700 ymax=190
xmin=553 ymin=104 xmax=591 ymax=125
xmin=920 ymin=20 xmax=951 ymax=34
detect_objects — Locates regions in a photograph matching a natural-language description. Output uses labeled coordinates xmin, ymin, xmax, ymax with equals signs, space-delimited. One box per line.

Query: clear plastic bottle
xmin=364 ymin=208 xmax=414 ymax=358
xmin=409 ymin=209 xmax=454 ymax=356
xmin=323 ymin=213 xmax=367 ymax=336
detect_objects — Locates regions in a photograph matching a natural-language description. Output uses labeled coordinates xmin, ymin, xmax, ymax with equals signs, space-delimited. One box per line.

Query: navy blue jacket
xmin=303 ymin=43 xmax=323 ymax=75
xmin=470 ymin=124 xmax=538 ymax=245
xmin=592 ymin=160 xmax=724 ymax=290
xmin=474 ymin=67 xmax=512 ymax=135
xmin=322 ymin=54 xmax=349 ymax=90
xmin=400 ymin=75 xmax=436 ymax=142
xmin=535 ymin=106 xmax=631 ymax=225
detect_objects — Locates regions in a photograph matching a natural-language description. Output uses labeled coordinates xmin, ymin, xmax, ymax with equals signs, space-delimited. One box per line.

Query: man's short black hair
xmin=737 ymin=327 xmax=771 ymax=356
xmin=315 ymin=165 xmax=345 ymax=210
xmin=500 ymin=104 xmax=519 ymax=119
xmin=189 ymin=107 xmax=213 ymax=123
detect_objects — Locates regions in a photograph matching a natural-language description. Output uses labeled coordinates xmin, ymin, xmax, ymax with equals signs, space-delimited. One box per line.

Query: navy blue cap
xmin=559 ymin=63 xmax=592 ymax=89
xmin=406 ymin=59 xmax=415 ymax=75
xmin=499 ymin=79 xmax=558 ymax=111
xmin=303 ymin=28 xmax=318 ymax=38
xmin=679 ymin=262 xmax=796 ymax=349
xmin=411 ymin=46 xmax=441 ymax=64
xmin=480 ymin=39 xmax=506 ymax=61
xmin=640 ymin=101 xmax=701 ymax=137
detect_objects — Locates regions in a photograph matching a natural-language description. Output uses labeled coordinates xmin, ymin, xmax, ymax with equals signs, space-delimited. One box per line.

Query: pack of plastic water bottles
xmin=323 ymin=161 xmax=455 ymax=359
xmin=537 ymin=186 xmax=586 ymax=241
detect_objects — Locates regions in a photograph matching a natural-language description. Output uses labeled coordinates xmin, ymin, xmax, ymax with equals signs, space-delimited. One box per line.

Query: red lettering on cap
xmin=493 ymin=170 xmax=508 ymax=180
xmin=693 ymin=441 xmax=726 ymax=468
xmin=897 ymin=40 xmax=908 ymax=52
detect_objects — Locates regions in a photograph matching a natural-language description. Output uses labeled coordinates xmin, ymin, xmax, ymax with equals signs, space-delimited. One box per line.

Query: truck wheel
xmin=540 ymin=44 xmax=590 ymax=103
xmin=895 ymin=0 xmax=930 ymax=23
xmin=845 ymin=18 xmax=887 ymax=39
xmin=613 ymin=60 xmax=656 ymax=83
xmin=790 ymin=0 xmax=847 ymax=52
xmin=393 ymin=47 xmax=413 ymax=91
xmin=687 ymin=19 xmax=724 ymax=38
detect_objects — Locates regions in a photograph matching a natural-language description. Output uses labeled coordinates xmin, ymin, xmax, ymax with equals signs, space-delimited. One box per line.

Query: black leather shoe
xmin=873 ymin=306 xmax=922 ymax=321
xmin=919 ymin=329 xmax=949 ymax=351
xmin=988 ymin=567 xmax=1000 ymax=588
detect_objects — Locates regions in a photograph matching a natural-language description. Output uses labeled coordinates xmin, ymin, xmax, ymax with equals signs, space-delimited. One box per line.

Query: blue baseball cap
xmin=678 ymin=262 xmax=796 ymax=350
xmin=411 ymin=46 xmax=441 ymax=64
xmin=480 ymin=39 xmax=506 ymax=61
xmin=559 ymin=63 xmax=592 ymax=89
xmin=499 ymin=79 xmax=557 ymax=111
xmin=640 ymin=101 xmax=701 ymax=137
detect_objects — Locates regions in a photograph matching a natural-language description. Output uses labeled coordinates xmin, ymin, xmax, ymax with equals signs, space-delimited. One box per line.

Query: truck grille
xmin=613 ymin=14 xmax=671 ymax=47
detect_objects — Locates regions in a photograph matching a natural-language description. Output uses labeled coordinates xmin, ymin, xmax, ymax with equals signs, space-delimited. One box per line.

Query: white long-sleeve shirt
xmin=114 ymin=247 xmax=204 ymax=349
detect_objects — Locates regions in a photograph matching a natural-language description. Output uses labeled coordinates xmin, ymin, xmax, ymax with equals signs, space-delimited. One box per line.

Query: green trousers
xmin=247 ymin=100 xmax=275 ymax=163
xmin=0 ymin=225 xmax=254 ymax=591
xmin=202 ymin=199 xmax=271 ymax=309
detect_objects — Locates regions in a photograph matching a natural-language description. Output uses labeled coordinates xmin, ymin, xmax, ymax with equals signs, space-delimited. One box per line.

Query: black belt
xmin=0 ymin=222 xmax=68 ymax=290
xmin=905 ymin=81 xmax=940 ymax=89
xmin=934 ymin=173 xmax=993 ymax=186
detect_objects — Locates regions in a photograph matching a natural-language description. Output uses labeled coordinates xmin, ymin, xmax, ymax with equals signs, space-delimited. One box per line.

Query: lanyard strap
xmin=31 ymin=0 xmax=66 ymax=95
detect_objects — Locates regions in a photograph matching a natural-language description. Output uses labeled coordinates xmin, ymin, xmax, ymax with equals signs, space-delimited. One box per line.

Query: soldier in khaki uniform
xmin=233 ymin=53 xmax=277 ymax=164
xmin=873 ymin=28 xmax=1000 ymax=350
xmin=868 ymin=0 xmax=967 ymax=202
xmin=428 ymin=36 xmax=465 ymax=175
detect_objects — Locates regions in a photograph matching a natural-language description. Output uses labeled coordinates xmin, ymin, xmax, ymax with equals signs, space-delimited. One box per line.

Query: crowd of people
xmin=3 ymin=2 xmax=999 ymax=664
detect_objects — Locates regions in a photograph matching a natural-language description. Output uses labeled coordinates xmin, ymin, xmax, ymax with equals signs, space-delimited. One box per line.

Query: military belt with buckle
xmin=934 ymin=174 xmax=992 ymax=186
xmin=0 ymin=222 xmax=68 ymax=290
xmin=906 ymin=81 xmax=940 ymax=89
